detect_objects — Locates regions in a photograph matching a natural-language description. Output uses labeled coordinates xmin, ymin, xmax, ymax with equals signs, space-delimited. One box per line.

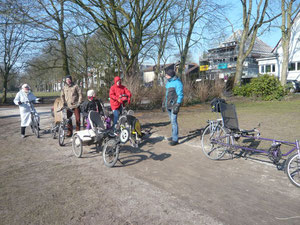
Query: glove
xmin=18 ymin=101 xmax=22 ymax=105
xmin=173 ymin=103 xmax=180 ymax=114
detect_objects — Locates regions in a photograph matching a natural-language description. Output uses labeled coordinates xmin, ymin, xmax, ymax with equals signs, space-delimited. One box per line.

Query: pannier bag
xmin=210 ymin=98 xmax=226 ymax=113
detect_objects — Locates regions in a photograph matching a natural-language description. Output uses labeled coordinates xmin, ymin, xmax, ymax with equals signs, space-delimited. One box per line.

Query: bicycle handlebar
xmin=21 ymin=101 xmax=34 ymax=104
xmin=57 ymin=106 xmax=72 ymax=112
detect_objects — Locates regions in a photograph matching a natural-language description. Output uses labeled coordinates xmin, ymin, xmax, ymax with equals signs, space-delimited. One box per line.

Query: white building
xmin=200 ymin=30 xmax=273 ymax=82
xmin=257 ymin=11 xmax=300 ymax=81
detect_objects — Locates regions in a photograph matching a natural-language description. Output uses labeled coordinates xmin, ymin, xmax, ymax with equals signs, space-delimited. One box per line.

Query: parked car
xmin=287 ymin=80 xmax=300 ymax=93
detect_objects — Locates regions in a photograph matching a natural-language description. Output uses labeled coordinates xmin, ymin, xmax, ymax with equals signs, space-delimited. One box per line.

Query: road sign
xmin=218 ymin=63 xmax=228 ymax=69
xmin=200 ymin=65 xmax=209 ymax=71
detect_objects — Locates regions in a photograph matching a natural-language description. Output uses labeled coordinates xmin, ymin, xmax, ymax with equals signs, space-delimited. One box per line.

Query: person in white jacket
xmin=14 ymin=84 xmax=39 ymax=138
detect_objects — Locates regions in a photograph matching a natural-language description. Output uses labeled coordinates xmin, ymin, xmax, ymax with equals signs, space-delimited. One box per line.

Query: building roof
xmin=222 ymin=29 xmax=273 ymax=54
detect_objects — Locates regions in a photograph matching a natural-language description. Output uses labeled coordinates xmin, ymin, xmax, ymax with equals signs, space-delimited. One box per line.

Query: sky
xmin=226 ymin=0 xmax=283 ymax=48
xmin=189 ymin=0 xmax=285 ymax=63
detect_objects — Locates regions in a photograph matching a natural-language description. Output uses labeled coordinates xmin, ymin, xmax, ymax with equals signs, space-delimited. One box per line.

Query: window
xmin=297 ymin=62 xmax=300 ymax=71
xmin=271 ymin=64 xmax=275 ymax=72
xmin=288 ymin=62 xmax=296 ymax=71
xmin=266 ymin=65 xmax=271 ymax=73
xmin=261 ymin=65 xmax=265 ymax=73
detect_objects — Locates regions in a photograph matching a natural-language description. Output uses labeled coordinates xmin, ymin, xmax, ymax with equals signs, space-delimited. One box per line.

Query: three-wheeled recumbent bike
xmin=201 ymin=98 xmax=300 ymax=188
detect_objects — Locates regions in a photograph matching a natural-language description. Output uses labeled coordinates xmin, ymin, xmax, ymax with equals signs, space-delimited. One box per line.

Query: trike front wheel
xmin=102 ymin=139 xmax=120 ymax=168
xmin=285 ymin=153 xmax=300 ymax=188
xmin=72 ymin=134 xmax=83 ymax=158
xmin=58 ymin=126 xmax=65 ymax=146
xmin=201 ymin=124 xmax=228 ymax=160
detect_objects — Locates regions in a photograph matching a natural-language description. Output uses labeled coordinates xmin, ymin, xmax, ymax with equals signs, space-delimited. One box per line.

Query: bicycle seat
xmin=89 ymin=111 xmax=106 ymax=130
xmin=220 ymin=103 xmax=239 ymax=132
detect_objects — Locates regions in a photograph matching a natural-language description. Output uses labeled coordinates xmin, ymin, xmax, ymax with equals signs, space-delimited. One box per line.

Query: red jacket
xmin=109 ymin=76 xmax=132 ymax=110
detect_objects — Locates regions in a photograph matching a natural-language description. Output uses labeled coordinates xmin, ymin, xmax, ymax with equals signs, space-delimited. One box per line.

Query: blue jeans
xmin=113 ymin=107 xmax=123 ymax=128
xmin=167 ymin=109 xmax=178 ymax=142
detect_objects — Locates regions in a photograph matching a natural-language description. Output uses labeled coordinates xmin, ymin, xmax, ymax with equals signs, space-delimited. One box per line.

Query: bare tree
xmin=234 ymin=0 xmax=281 ymax=86
xmin=16 ymin=0 xmax=76 ymax=78
xmin=25 ymin=44 xmax=63 ymax=92
xmin=279 ymin=0 xmax=300 ymax=85
xmin=72 ymin=0 xmax=168 ymax=78
xmin=0 ymin=0 xmax=29 ymax=103
xmin=173 ymin=0 xmax=226 ymax=80
xmin=150 ymin=0 xmax=177 ymax=85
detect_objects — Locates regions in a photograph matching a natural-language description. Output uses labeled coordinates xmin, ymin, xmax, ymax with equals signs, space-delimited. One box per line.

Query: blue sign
xmin=218 ymin=63 xmax=228 ymax=69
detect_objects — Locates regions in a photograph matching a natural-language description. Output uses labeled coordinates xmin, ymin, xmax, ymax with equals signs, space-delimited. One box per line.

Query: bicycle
xmin=201 ymin=99 xmax=300 ymax=188
xmin=51 ymin=106 xmax=72 ymax=146
xmin=21 ymin=101 xmax=40 ymax=138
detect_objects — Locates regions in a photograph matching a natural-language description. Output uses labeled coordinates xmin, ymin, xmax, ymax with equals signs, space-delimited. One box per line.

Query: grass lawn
xmin=0 ymin=92 xmax=60 ymax=99
xmin=0 ymin=92 xmax=61 ymax=105
xmin=140 ymin=94 xmax=300 ymax=158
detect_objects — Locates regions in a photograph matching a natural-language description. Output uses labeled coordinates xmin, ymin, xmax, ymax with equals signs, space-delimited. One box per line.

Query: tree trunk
xmin=178 ymin=28 xmax=193 ymax=82
xmin=235 ymin=30 xmax=247 ymax=86
xmin=235 ymin=54 xmax=245 ymax=86
xmin=279 ymin=0 xmax=296 ymax=86
xmin=154 ymin=55 xmax=161 ymax=87
xmin=1 ymin=76 xmax=8 ymax=104
xmin=280 ymin=39 xmax=289 ymax=85
xmin=58 ymin=21 xmax=69 ymax=78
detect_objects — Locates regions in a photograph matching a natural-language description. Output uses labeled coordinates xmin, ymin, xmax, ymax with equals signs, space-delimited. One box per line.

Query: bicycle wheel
xmin=58 ymin=126 xmax=65 ymax=146
xmin=285 ymin=153 xmax=300 ymax=188
xmin=72 ymin=134 xmax=83 ymax=158
xmin=32 ymin=116 xmax=40 ymax=138
xmin=201 ymin=124 xmax=228 ymax=160
xmin=102 ymin=139 xmax=120 ymax=168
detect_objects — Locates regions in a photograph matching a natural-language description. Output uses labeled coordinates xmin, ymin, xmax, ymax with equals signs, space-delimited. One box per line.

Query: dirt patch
xmin=1 ymin=100 xmax=300 ymax=225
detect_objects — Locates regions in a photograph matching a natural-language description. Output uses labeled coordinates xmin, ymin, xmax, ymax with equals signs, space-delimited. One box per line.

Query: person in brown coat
xmin=61 ymin=75 xmax=82 ymax=137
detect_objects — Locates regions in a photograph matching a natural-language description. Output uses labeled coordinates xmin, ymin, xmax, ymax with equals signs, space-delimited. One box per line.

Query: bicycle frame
xmin=211 ymin=131 xmax=299 ymax=158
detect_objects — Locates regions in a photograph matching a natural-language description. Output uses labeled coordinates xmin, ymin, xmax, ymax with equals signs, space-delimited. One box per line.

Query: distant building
xmin=200 ymin=30 xmax=273 ymax=82
xmin=257 ymin=11 xmax=300 ymax=81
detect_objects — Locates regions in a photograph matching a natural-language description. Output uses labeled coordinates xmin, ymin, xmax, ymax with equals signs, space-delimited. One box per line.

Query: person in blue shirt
xmin=164 ymin=69 xmax=184 ymax=146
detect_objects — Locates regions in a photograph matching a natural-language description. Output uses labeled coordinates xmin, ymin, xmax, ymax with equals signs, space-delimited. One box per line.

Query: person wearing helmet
xmin=14 ymin=84 xmax=39 ymax=138
xmin=80 ymin=89 xmax=105 ymax=129
xmin=109 ymin=76 xmax=132 ymax=128
xmin=61 ymin=75 xmax=82 ymax=137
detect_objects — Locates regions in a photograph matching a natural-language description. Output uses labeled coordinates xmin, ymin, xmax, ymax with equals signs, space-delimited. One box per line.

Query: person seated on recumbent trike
xmin=80 ymin=89 xmax=109 ymax=130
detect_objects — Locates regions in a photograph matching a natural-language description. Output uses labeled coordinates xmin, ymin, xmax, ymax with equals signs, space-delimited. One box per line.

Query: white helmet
xmin=22 ymin=83 xmax=30 ymax=89
xmin=87 ymin=89 xmax=95 ymax=97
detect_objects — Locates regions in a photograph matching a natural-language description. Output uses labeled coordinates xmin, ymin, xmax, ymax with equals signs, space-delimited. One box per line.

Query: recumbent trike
xmin=201 ymin=98 xmax=300 ymax=188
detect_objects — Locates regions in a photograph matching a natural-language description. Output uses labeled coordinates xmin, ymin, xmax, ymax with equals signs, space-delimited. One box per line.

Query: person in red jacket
xmin=109 ymin=76 xmax=132 ymax=128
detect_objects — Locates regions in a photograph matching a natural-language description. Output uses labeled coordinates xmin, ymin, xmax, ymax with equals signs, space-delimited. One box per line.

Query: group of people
xmin=14 ymin=69 xmax=184 ymax=146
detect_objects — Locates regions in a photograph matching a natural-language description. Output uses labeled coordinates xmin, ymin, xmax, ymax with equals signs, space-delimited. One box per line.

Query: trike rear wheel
xmin=285 ymin=153 xmax=300 ymax=188
xmin=201 ymin=124 xmax=228 ymax=160
xmin=72 ymin=134 xmax=83 ymax=158
xmin=102 ymin=139 xmax=120 ymax=168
